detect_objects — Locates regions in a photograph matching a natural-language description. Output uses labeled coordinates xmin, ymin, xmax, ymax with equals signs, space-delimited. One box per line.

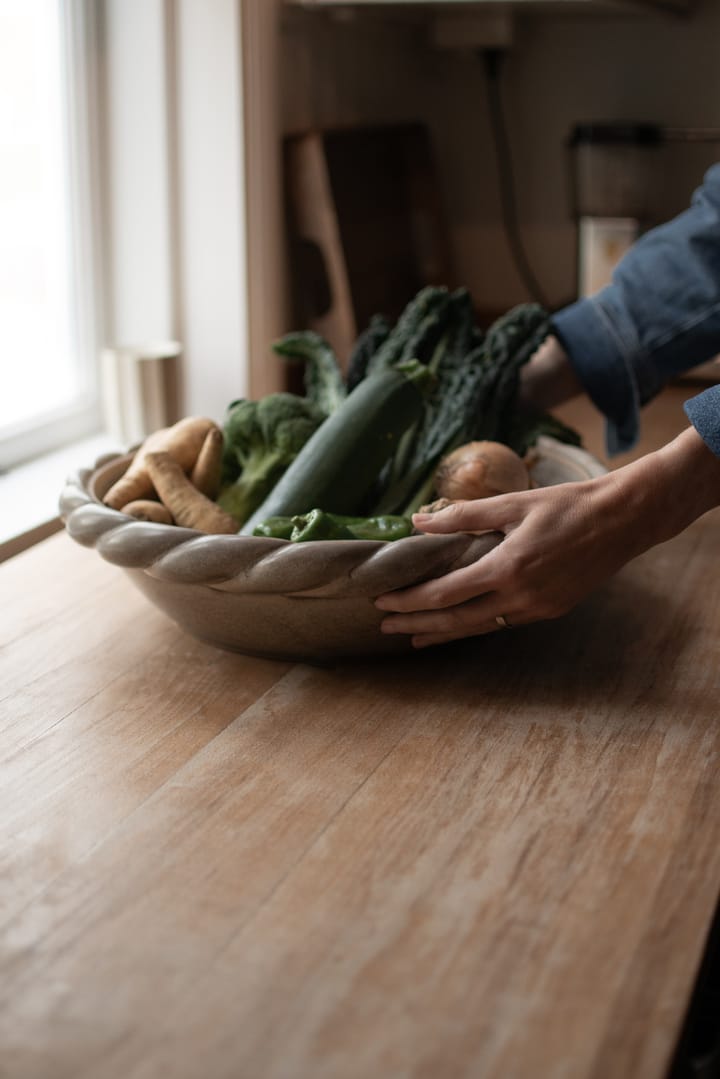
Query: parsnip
xmin=190 ymin=426 xmax=224 ymax=499
xmin=145 ymin=452 xmax=238 ymax=534
xmin=103 ymin=416 xmax=219 ymax=510
xmin=121 ymin=500 xmax=174 ymax=525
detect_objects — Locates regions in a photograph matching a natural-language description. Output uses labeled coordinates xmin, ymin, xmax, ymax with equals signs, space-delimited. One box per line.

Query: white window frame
xmin=101 ymin=0 xmax=280 ymax=425
xmin=1 ymin=0 xmax=289 ymax=474
xmin=0 ymin=0 xmax=105 ymax=472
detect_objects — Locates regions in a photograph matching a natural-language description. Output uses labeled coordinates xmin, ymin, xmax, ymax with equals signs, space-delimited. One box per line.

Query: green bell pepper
xmin=252 ymin=509 xmax=414 ymax=543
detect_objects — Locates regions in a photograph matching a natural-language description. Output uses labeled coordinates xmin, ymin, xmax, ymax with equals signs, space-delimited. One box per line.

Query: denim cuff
xmin=684 ymin=385 xmax=720 ymax=458
xmin=552 ymin=294 xmax=648 ymax=456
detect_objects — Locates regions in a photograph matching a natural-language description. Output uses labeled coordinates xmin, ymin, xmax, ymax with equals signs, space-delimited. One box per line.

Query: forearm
xmin=376 ymin=424 xmax=720 ymax=646
xmin=609 ymin=426 xmax=720 ymax=551
xmin=546 ymin=164 xmax=720 ymax=453
xmin=518 ymin=334 xmax=583 ymax=412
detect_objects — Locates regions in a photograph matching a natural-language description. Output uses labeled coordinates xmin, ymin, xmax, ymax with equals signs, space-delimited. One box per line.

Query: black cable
xmin=481 ymin=48 xmax=550 ymax=310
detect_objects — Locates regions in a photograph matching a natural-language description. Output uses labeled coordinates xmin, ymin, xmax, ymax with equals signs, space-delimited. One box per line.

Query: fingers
xmin=379 ymin=595 xmax=526 ymax=643
xmin=378 ymin=593 xmax=514 ymax=643
xmin=410 ymin=629 xmax=496 ymax=649
xmin=374 ymin=482 xmax=590 ymax=649
xmin=375 ymin=548 xmax=505 ymax=612
xmin=412 ymin=494 xmax=520 ymax=536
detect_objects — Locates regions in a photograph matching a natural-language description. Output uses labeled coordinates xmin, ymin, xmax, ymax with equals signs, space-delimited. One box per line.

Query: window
xmin=0 ymin=0 xmax=102 ymax=471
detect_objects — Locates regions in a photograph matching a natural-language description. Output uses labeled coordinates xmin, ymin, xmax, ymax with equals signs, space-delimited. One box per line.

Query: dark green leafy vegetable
xmin=504 ymin=409 xmax=583 ymax=457
xmin=218 ymin=288 xmax=582 ymax=541
xmin=271 ymin=331 xmax=346 ymax=415
xmin=372 ymin=290 xmax=486 ymax=514
xmin=372 ymin=301 xmax=555 ymax=515
xmin=389 ymin=288 xmax=479 ymax=473
xmin=466 ymin=304 xmax=550 ymax=444
xmin=346 ymin=314 xmax=392 ymax=392
xmin=217 ymin=393 xmax=325 ymax=525
xmin=366 ymin=286 xmax=451 ymax=377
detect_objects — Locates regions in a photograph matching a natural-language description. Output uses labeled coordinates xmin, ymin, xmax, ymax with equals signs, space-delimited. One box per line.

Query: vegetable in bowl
xmin=217 ymin=393 xmax=325 ymax=526
xmin=62 ymin=286 xmax=605 ymax=661
xmin=239 ymin=288 xmax=582 ymax=534
xmin=253 ymin=510 xmax=414 ymax=543
xmin=99 ymin=287 xmax=585 ymax=544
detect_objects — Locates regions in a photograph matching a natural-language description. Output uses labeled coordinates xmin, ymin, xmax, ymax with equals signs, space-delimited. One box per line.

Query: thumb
xmin=412 ymin=496 xmax=512 ymax=536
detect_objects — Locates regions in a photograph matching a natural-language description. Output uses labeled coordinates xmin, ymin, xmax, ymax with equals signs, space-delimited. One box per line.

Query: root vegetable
xmin=145 ymin=452 xmax=238 ymax=534
xmin=190 ymin=426 xmax=224 ymax=499
xmin=434 ymin=441 xmax=529 ymax=502
xmin=121 ymin=500 xmax=174 ymax=525
xmin=103 ymin=416 xmax=219 ymax=510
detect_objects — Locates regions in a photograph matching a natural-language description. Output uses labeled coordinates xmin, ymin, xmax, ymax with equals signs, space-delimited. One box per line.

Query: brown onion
xmin=433 ymin=441 xmax=530 ymax=501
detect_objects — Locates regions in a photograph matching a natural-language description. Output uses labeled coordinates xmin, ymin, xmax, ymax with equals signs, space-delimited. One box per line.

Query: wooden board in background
xmin=284 ymin=123 xmax=454 ymax=370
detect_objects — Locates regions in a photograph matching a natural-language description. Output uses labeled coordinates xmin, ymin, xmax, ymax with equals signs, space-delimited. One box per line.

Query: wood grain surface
xmin=2 ymin=387 xmax=720 ymax=1079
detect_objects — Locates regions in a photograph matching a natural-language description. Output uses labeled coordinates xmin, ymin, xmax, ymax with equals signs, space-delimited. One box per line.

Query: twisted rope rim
xmin=59 ymin=437 xmax=605 ymax=598
xmin=59 ymin=455 xmax=502 ymax=596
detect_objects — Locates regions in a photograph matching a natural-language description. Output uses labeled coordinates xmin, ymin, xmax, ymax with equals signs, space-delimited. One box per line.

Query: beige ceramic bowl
xmin=59 ymin=437 xmax=606 ymax=661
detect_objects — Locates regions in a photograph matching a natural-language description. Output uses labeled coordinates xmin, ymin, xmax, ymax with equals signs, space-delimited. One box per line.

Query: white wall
xmin=241 ymin=0 xmax=286 ymax=397
xmin=102 ymin=0 xmax=251 ymax=418
xmin=103 ymin=0 xmax=175 ymax=344
xmin=175 ymin=0 xmax=248 ymax=416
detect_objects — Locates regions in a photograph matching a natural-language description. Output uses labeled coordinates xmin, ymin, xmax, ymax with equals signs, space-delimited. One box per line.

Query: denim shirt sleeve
xmin=684 ymin=384 xmax=720 ymax=457
xmin=551 ymin=163 xmax=720 ymax=456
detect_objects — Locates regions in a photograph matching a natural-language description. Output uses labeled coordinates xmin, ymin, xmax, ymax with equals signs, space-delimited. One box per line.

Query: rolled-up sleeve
xmin=552 ymin=163 xmax=720 ymax=455
xmin=684 ymin=385 xmax=720 ymax=457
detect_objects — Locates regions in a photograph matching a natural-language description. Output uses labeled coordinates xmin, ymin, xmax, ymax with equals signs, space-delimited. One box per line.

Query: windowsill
xmin=0 ymin=432 xmax=125 ymax=562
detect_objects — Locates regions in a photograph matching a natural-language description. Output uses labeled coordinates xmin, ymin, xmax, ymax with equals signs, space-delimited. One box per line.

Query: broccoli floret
xmin=217 ymin=393 xmax=325 ymax=526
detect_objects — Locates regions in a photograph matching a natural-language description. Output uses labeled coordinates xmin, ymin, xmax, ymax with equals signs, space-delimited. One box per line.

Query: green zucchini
xmin=240 ymin=361 xmax=432 ymax=535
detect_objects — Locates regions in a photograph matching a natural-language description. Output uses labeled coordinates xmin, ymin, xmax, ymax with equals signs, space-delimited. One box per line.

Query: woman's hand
xmin=375 ymin=428 xmax=720 ymax=648
xmin=375 ymin=475 xmax=642 ymax=648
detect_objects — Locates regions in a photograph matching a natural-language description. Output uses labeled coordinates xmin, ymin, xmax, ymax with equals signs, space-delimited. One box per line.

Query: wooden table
xmin=3 ymin=388 xmax=720 ymax=1079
